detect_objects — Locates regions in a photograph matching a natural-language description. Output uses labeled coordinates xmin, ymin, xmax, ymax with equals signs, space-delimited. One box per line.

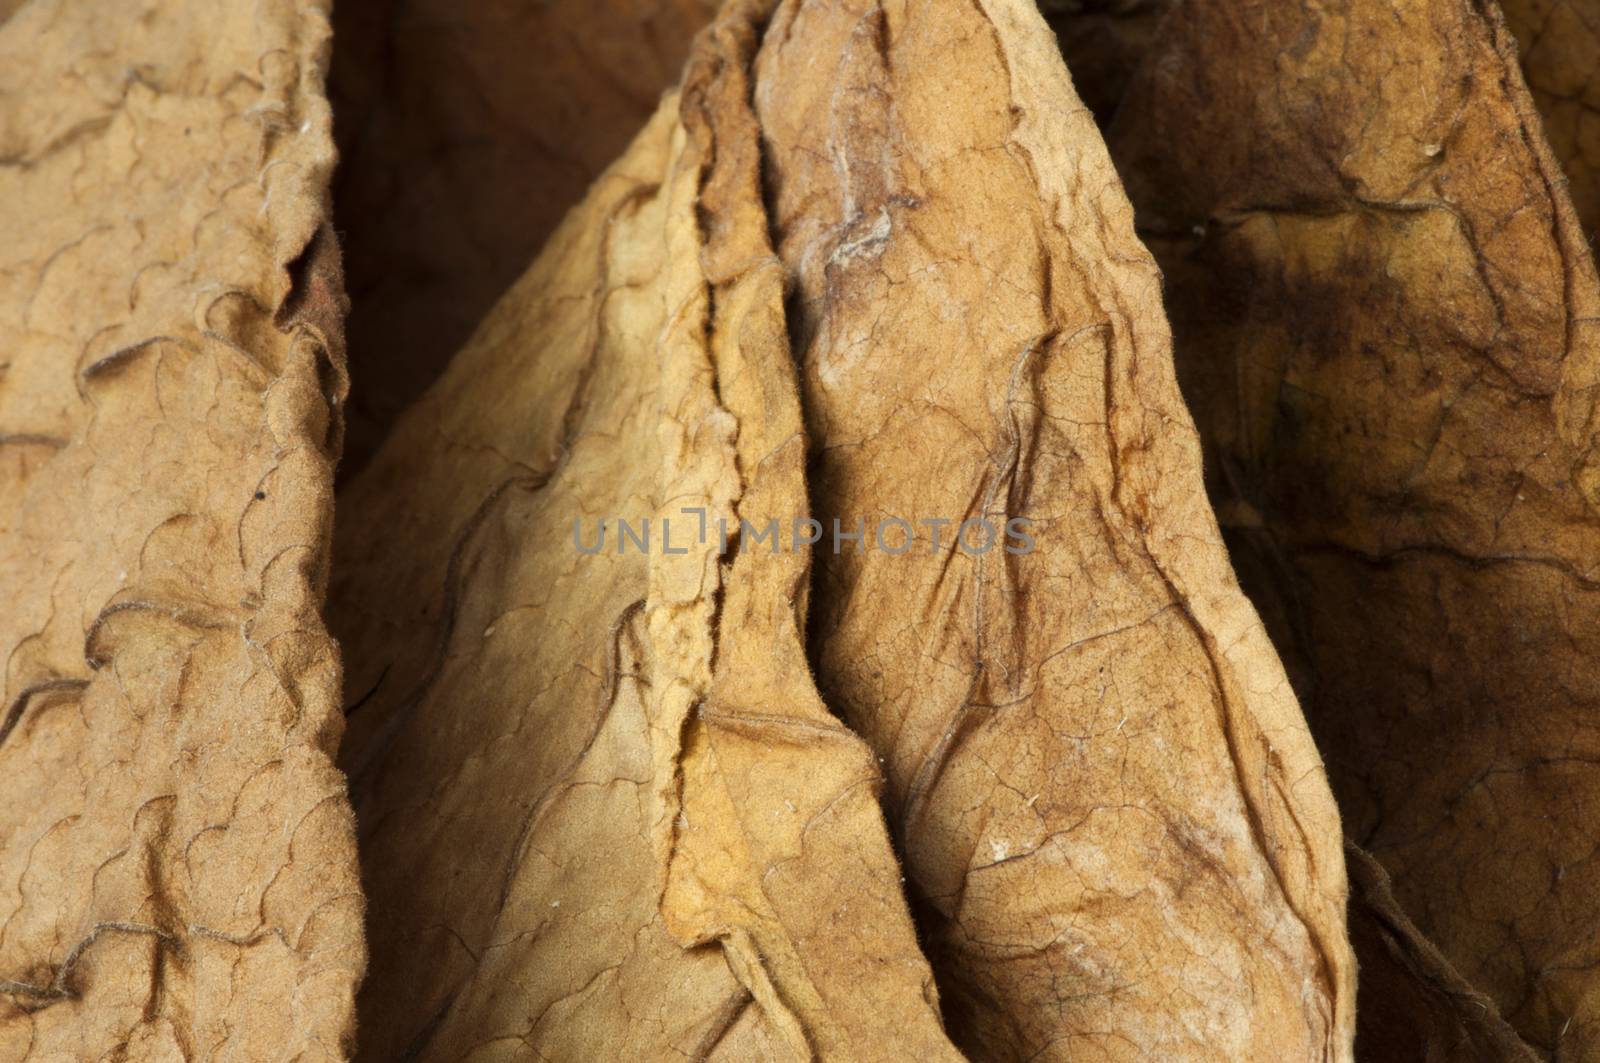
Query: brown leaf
xmin=1107 ymin=0 xmax=1600 ymax=1053
xmin=0 ymin=0 xmax=362 ymax=1058
xmin=746 ymin=0 xmax=1355 ymax=1058
xmin=328 ymin=0 xmax=720 ymax=476
xmin=325 ymin=9 xmax=964 ymax=1059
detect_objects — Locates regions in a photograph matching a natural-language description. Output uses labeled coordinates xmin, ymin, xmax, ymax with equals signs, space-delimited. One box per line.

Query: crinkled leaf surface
xmin=328 ymin=0 xmax=719 ymax=475
xmin=1108 ymin=0 xmax=1600 ymax=1053
xmin=746 ymin=0 xmax=1356 ymax=1058
xmin=0 ymin=0 xmax=363 ymax=1058
xmin=326 ymin=12 xmax=962 ymax=1061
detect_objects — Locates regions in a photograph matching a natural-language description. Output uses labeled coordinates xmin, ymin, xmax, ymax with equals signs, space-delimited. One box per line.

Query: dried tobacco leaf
xmin=329 ymin=0 xmax=719 ymax=475
xmin=1500 ymin=0 xmax=1600 ymax=241
xmin=0 ymin=0 xmax=362 ymax=1058
xmin=326 ymin=12 xmax=963 ymax=1059
xmin=1044 ymin=0 xmax=1558 ymax=1053
xmin=1107 ymin=0 xmax=1600 ymax=1053
xmin=744 ymin=0 xmax=1355 ymax=1057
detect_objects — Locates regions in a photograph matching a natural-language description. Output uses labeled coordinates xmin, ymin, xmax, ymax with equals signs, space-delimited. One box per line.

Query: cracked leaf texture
xmin=0 ymin=0 xmax=363 ymax=1059
xmin=1108 ymin=0 xmax=1600 ymax=1054
xmin=744 ymin=0 xmax=1356 ymax=1058
xmin=324 ymin=9 xmax=964 ymax=1060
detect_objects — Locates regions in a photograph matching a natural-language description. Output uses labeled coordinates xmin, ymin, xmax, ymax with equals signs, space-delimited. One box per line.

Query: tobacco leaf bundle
xmin=15 ymin=0 xmax=1600 ymax=1055
xmin=1107 ymin=0 xmax=1600 ymax=1053
xmin=0 ymin=0 xmax=362 ymax=1058
xmin=324 ymin=11 xmax=963 ymax=1059
xmin=738 ymin=0 xmax=1356 ymax=1057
